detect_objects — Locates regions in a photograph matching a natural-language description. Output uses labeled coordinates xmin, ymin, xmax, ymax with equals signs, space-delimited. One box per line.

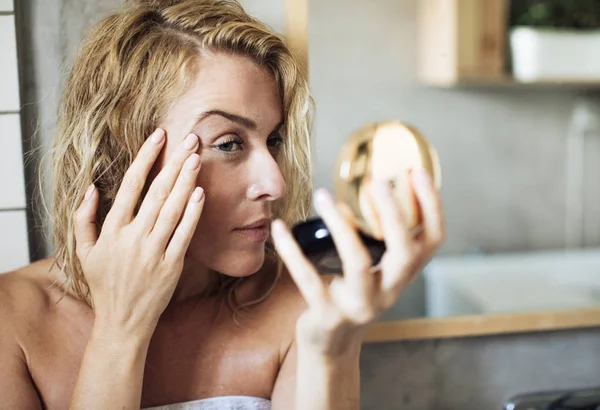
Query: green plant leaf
xmin=511 ymin=0 xmax=600 ymax=29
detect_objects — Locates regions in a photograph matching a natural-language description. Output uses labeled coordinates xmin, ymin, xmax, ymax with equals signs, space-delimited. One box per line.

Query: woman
xmin=0 ymin=0 xmax=445 ymax=409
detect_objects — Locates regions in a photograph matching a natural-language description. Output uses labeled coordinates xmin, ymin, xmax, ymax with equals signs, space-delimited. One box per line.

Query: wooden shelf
xmin=417 ymin=0 xmax=508 ymax=87
xmin=363 ymin=307 xmax=600 ymax=343
xmin=417 ymin=0 xmax=600 ymax=89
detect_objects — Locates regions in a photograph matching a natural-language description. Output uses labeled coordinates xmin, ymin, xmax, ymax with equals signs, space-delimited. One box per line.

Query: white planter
xmin=510 ymin=27 xmax=600 ymax=82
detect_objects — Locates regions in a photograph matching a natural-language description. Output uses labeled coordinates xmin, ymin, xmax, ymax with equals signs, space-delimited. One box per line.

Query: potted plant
xmin=509 ymin=0 xmax=600 ymax=82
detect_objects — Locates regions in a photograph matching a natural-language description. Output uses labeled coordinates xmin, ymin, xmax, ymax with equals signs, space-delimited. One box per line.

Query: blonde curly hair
xmin=47 ymin=0 xmax=313 ymax=309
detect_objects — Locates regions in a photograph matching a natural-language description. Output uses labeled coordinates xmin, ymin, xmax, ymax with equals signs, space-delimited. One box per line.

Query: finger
xmin=73 ymin=184 xmax=99 ymax=259
xmin=135 ymin=133 xmax=200 ymax=232
xmin=369 ymin=179 xmax=418 ymax=292
xmin=104 ymin=128 xmax=166 ymax=229
xmin=165 ymin=186 xmax=205 ymax=262
xmin=370 ymin=179 xmax=412 ymax=251
xmin=411 ymin=168 xmax=446 ymax=248
xmin=271 ymin=219 xmax=329 ymax=308
xmin=151 ymin=153 xmax=201 ymax=248
xmin=337 ymin=202 xmax=360 ymax=230
xmin=313 ymin=188 xmax=374 ymax=296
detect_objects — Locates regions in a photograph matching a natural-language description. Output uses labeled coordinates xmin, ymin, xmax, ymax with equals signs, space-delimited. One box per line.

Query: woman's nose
xmin=246 ymin=153 xmax=286 ymax=201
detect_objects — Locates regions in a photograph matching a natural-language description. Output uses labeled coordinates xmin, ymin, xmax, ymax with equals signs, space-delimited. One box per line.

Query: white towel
xmin=143 ymin=396 xmax=271 ymax=410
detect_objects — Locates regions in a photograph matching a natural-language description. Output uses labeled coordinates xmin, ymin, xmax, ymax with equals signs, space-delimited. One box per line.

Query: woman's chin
xmin=212 ymin=249 xmax=267 ymax=278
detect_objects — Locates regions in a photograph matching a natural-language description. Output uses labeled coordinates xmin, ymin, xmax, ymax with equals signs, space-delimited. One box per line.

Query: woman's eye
xmin=216 ymin=140 xmax=242 ymax=152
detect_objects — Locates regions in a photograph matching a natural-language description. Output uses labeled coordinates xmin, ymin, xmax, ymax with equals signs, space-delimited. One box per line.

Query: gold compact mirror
xmin=292 ymin=120 xmax=442 ymax=274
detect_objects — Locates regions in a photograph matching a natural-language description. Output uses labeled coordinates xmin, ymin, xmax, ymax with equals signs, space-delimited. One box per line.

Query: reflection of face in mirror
xmin=293 ymin=121 xmax=441 ymax=273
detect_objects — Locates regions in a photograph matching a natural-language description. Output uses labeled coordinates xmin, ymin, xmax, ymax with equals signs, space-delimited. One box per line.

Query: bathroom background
xmin=18 ymin=0 xmax=600 ymax=257
xmin=2 ymin=0 xmax=600 ymax=408
xmin=13 ymin=0 xmax=600 ymax=319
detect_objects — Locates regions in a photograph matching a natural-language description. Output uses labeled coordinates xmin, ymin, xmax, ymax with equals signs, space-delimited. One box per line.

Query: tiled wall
xmin=0 ymin=0 xmax=30 ymax=272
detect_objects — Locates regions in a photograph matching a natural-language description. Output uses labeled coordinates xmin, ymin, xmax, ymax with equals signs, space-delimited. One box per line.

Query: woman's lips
xmin=233 ymin=225 xmax=270 ymax=243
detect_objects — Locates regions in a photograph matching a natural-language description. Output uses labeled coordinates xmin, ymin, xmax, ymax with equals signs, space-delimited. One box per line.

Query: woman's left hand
xmin=271 ymin=168 xmax=445 ymax=356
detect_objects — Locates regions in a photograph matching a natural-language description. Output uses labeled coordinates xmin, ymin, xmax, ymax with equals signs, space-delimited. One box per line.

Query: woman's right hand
xmin=73 ymin=128 xmax=205 ymax=340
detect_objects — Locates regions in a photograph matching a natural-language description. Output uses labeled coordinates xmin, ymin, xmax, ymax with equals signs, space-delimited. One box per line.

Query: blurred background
xmin=3 ymin=0 xmax=600 ymax=321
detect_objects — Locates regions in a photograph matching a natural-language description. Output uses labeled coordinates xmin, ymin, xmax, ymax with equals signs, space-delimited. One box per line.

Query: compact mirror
xmin=292 ymin=120 xmax=442 ymax=274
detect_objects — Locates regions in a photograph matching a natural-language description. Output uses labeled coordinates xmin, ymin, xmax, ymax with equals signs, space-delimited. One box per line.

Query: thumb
xmin=74 ymin=184 xmax=99 ymax=258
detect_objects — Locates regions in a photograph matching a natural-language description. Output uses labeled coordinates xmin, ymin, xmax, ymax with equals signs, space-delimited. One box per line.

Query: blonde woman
xmin=0 ymin=0 xmax=445 ymax=409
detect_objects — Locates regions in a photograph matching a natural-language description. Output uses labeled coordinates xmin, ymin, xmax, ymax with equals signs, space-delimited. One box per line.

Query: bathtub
xmin=422 ymin=248 xmax=600 ymax=318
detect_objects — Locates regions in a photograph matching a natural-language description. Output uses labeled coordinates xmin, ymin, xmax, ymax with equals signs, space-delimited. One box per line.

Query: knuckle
xmin=120 ymin=228 xmax=141 ymax=245
xmin=160 ymin=208 xmax=181 ymax=226
xmin=150 ymin=184 xmax=170 ymax=202
xmin=124 ymin=174 xmax=144 ymax=193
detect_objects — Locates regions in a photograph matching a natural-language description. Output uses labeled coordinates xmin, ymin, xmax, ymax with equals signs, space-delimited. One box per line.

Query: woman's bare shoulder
xmin=0 ymin=258 xmax=58 ymax=327
xmin=0 ymin=259 xmax=59 ymax=409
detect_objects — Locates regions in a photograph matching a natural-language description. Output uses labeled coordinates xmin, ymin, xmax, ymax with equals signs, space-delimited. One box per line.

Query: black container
xmin=291 ymin=217 xmax=386 ymax=274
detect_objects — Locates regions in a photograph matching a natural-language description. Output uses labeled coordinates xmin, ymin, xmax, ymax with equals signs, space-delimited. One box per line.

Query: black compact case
xmin=291 ymin=217 xmax=386 ymax=274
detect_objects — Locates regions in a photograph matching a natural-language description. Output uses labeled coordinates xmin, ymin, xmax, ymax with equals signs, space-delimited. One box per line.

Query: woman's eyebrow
xmin=196 ymin=109 xmax=257 ymax=130
xmin=194 ymin=110 xmax=283 ymax=135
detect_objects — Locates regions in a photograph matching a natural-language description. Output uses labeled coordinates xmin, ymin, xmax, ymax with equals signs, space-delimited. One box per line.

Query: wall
xmin=17 ymin=0 xmax=600 ymax=259
xmin=16 ymin=0 xmax=123 ymax=258
xmin=309 ymin=0 xmax=600 ymax=256
xmin=360 ymin=327 xmax=600 ymax=410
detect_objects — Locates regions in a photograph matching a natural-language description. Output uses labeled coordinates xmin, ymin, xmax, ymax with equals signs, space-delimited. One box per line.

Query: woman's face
xmin=158 ymin=52 xmax=286 ymax=277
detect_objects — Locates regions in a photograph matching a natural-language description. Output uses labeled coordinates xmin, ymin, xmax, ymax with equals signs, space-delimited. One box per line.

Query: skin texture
xmin=0 ymin=52 xmax=445 ymax=410
xmin=159 ymin=52 xmax=286 ymax=292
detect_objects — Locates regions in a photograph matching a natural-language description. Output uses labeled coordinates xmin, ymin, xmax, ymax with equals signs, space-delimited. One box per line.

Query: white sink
xmin=422 ymin=248 xmax=600 ymax=317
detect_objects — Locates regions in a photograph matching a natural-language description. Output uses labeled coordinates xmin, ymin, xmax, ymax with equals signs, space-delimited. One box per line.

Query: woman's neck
xmin=171 ymin=259 xmax=219 ymax=303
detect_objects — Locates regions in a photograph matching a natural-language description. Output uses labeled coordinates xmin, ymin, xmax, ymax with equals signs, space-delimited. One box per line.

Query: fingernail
xmin=152 ymin=128 xmax=165 ymax=144
xmin=186 ymin=154 xmax=201 ymax=170
xmin=314 ymin=188 xmax=333 ymax=206
xmin=191 ymin=187 xmax=204 ymax=203
xmin=84 ymin=184 xmax=95 ymax=201
xmin=184 ymin=133 xmax=199 ymax=151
